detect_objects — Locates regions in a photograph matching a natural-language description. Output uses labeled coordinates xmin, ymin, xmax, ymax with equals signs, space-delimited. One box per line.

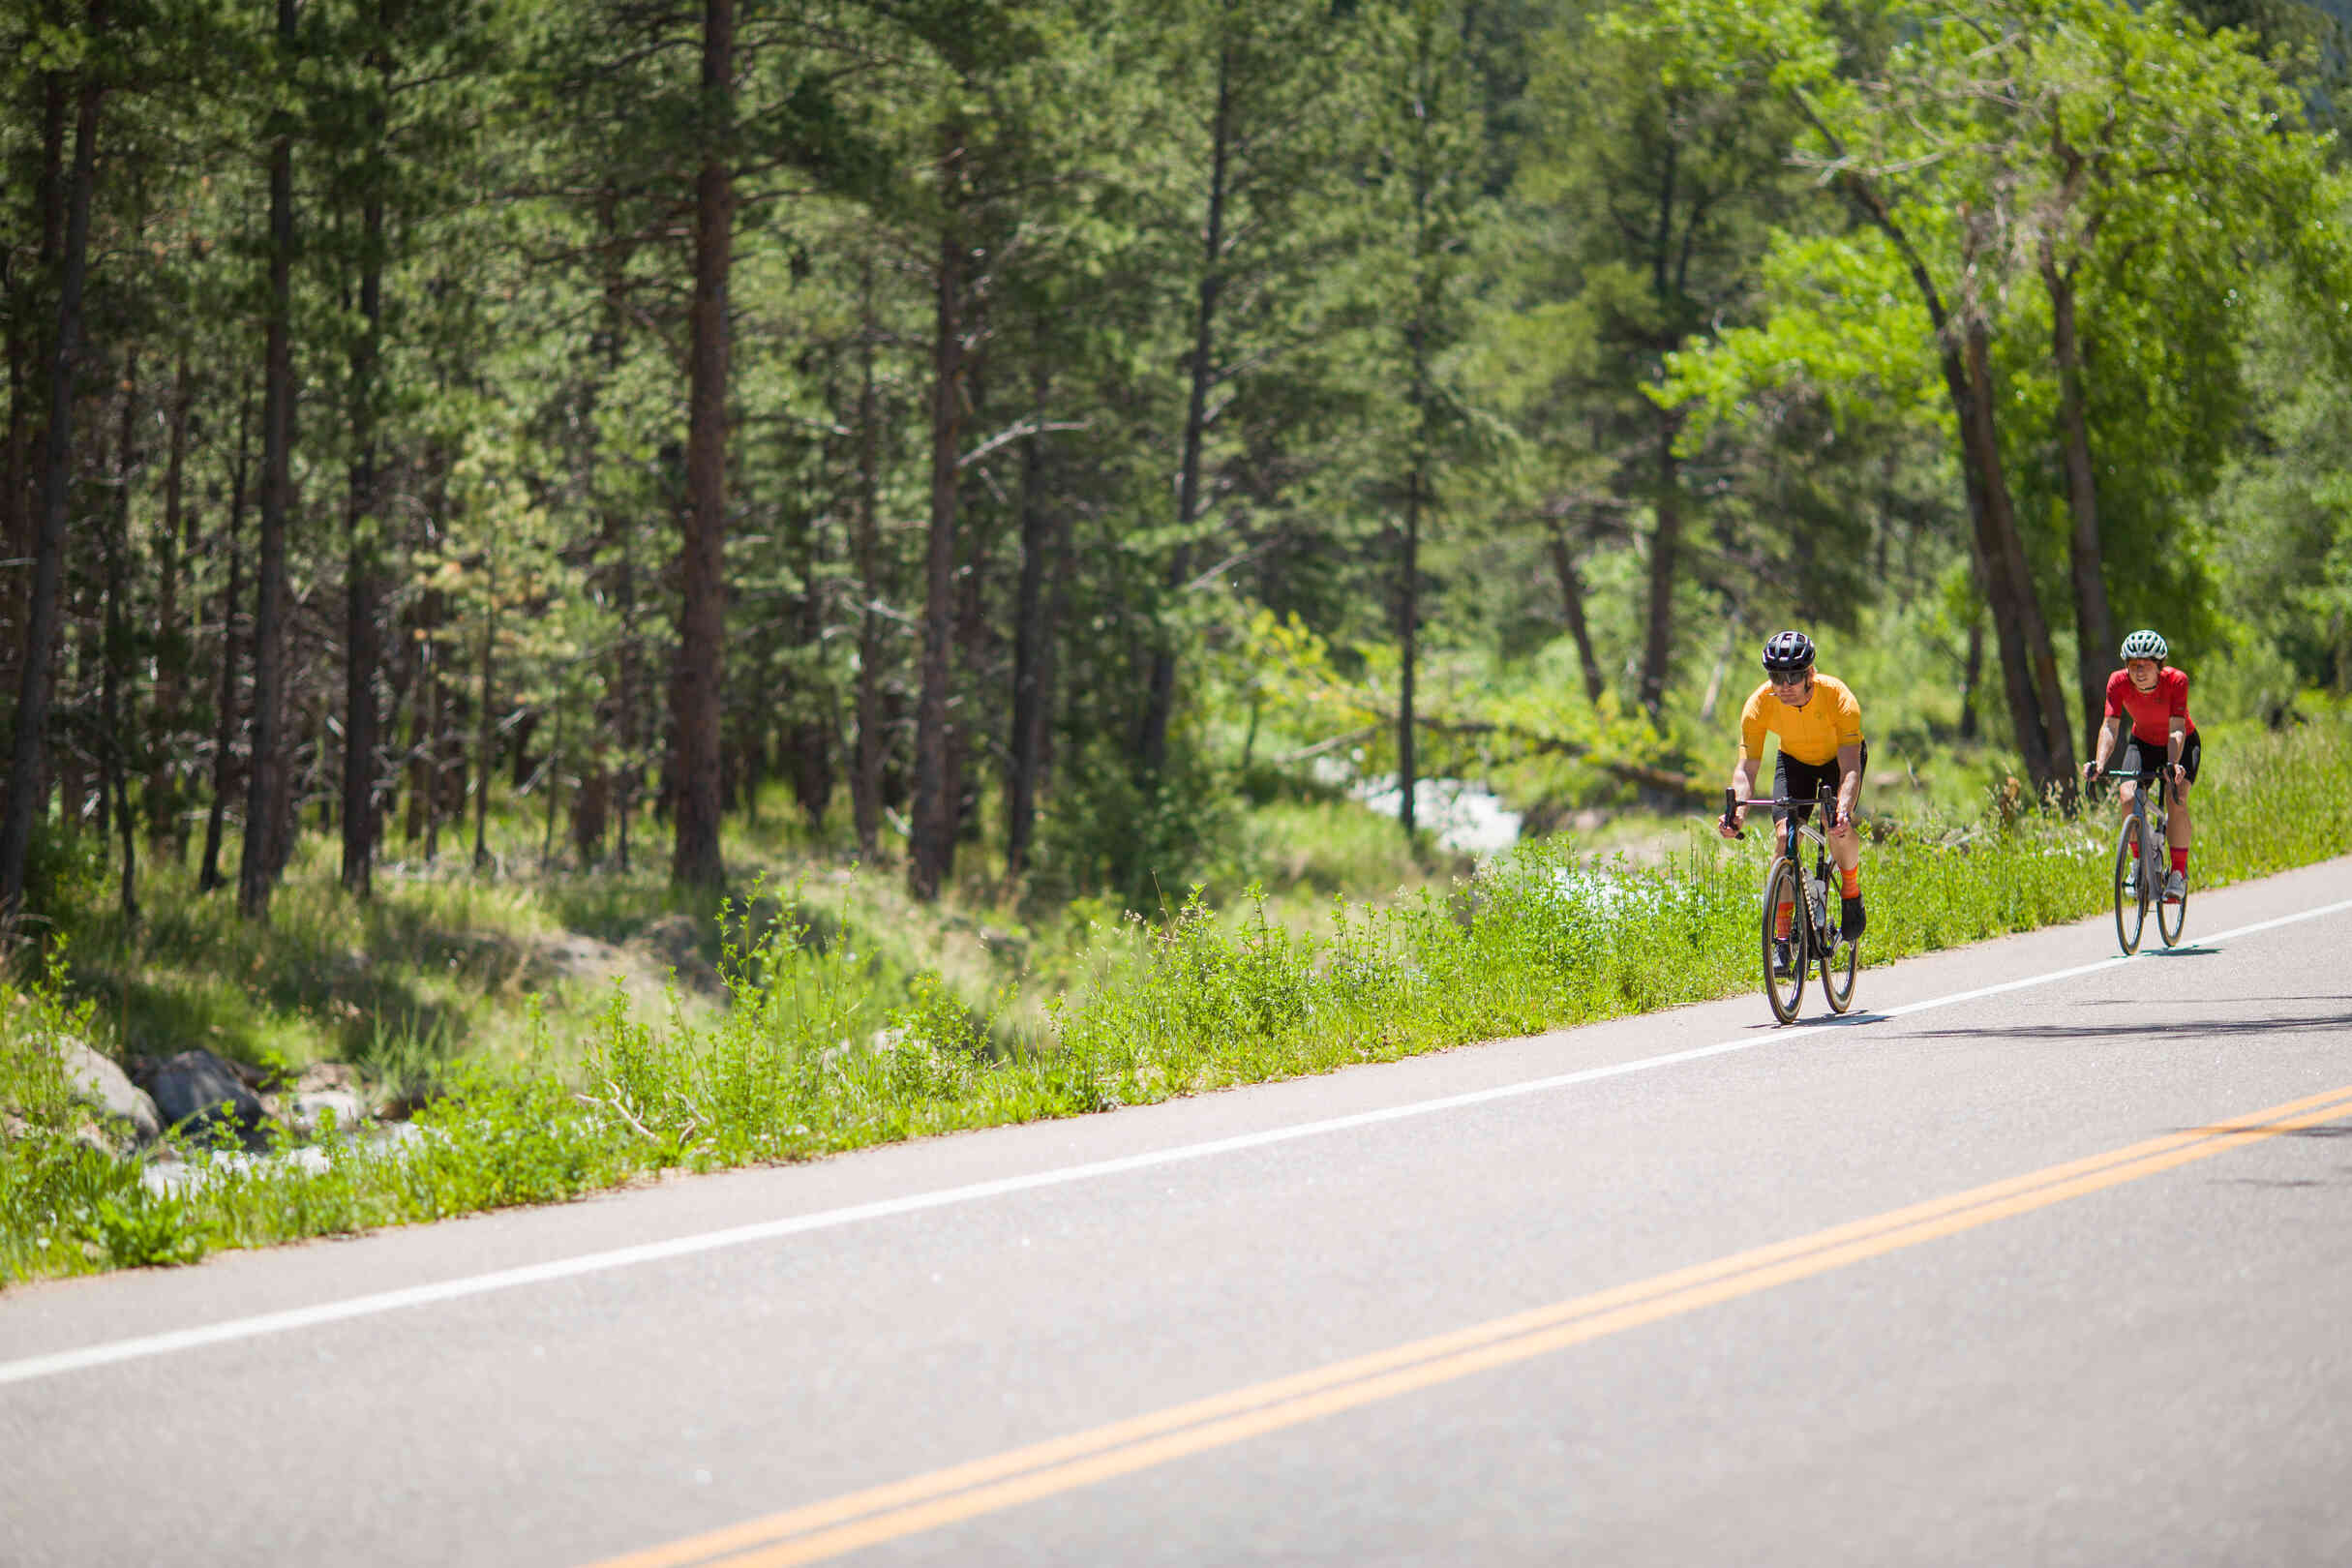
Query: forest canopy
xmin=4 ymin=0 xmax=2350 ymax=924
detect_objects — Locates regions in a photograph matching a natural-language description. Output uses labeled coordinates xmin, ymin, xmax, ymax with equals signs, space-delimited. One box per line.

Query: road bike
xmin=1723 ymin=784 xmax=1857 ymax=1025
xmin=2104 ymin=763 xmax=2186 ymax=954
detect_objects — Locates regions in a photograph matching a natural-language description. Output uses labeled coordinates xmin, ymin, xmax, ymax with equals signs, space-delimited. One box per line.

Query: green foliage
xmin=1033 ymin=739 xmax=1242 ymax=912
xmin=10 ymin=710 xmax=2346 ymax=1287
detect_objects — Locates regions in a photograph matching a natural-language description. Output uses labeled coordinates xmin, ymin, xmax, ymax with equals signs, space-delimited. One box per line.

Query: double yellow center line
xmin=594 ymin=1079 xmax=2352 ymax=1568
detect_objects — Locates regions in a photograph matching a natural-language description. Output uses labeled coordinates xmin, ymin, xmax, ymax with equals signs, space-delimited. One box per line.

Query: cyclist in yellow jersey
xmin=1717 ymin=630 xmax=1867 ymax=971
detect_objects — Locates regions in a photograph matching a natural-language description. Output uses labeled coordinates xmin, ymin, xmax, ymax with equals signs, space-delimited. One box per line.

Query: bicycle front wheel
xmin=2157 ymin=860 xmax=2188 ymax=948
xmin=1821 ymin=913 xmax=1857 ymax=1014
xmin=2112 ymin=817 xmax=2148 ymax=955
xmin=1763 ymin=858 xmax=1806 ymax=1025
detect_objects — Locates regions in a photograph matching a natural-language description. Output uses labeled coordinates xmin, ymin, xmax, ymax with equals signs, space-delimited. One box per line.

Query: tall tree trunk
xmin=669 ymin=0 xmax=734 ymax=889
xmin=1 ymin=326 xmax=28 ymax=725
xmin=415 ymin=623 xmax=441 ymax=860
xmin=909 ymin=131 xmax=965 ymax=902
xmin=90 ymin=402 xmax=116 ymax=844
xmin=0 ymin=24 xmax=105 ymax=923
xmin=851 ymin=256 xmax=885 ymax=862
xmin=1138 ymin=45 xmax=1234 ymax=778
xmin=614 ymin=546 xmax=637 ymax=873
xmin=1959 ymin=317 xmax=2076 ymax=788
xmin=472 ymin=562 xmax=494 ymax=870
xmin=1638 ymin=416 xmax=1683 ymax=716
xmin=1844 ymin=172 xmax=2075 ymax=795
xmin=2045 ymin=256 xmax=2113 ymax=750
xmin=0 ymin=74 xmax=68 ymax=735
xmin=200 ymin=387 xmax=254 ymax=892
xmin=240 ymin=0 xmax=299 ymax=920
xmin=149 ymin=356 xmax=191 ymax=857
xmin=946 ymin=327 xmax=992 ymax=849
xmin=1398 ymin=467 xmax=1421 ymax=837
xmin=342 ymin=23 xmax=390 ymax=897
xmin=1545 ymin=517 xmax=1605 ymax=706
xmin=1636 ymin=136 xmax=1685 ymax=718
xmin=1005 ymin=376 xmax=1055 ymax=879
xmin=102 ymin=348 xmax=137 ymax=920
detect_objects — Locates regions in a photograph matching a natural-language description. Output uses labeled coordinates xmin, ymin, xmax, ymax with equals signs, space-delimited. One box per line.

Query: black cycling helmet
xmin=1761 ymin=630 xmax=1816 ymax=675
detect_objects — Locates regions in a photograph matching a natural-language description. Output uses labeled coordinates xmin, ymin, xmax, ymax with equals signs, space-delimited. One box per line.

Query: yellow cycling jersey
xmin=1739 ymin=673 xmax=1863 ymax=768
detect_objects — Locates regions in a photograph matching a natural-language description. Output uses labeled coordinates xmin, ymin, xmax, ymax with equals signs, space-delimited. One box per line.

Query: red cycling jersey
xmin=2104 ymin=665 xmax=2194 ymax=745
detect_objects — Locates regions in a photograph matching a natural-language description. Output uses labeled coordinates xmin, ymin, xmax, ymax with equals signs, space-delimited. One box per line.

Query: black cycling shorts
xmin=1773 ymin=740 xmax=1867 ymax=828
xmin=2117 ymin=729 xmax=2200 ymax=784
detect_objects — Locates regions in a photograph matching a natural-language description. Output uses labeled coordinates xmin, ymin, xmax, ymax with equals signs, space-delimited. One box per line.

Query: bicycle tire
xmin=1763 ymin=857 xmax=1806 ymax=1025
xmin=2157 ymin=859 xmax=2188 ymax=947
xmin=1821 ymin=900 xmax=1858 ymax=1013
xmin=2112 ymin=815 xmax=2147 ymax=955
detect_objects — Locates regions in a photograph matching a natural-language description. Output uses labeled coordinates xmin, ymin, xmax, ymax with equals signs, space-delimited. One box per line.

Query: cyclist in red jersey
xmin=2080 ymin=628 xmax=2197 ymax=902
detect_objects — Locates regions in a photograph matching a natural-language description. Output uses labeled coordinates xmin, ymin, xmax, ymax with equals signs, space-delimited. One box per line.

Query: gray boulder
xmin=59 ymin=1040 xmax=163 ymax=1147
xmin=148 ymin=1049 xmax=270 ymax=1150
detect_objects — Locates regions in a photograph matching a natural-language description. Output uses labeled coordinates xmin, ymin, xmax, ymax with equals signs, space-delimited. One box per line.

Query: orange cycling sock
xmin=1841 ymin=868 xmax=1860 ymax=898
xmin=1775 ymin=901 xmax=1794 ymax=939
xmin=2170 ymin=847 xmax=2188 ymax=875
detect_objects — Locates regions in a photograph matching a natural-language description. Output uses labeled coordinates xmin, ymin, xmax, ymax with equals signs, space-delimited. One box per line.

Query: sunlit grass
xmin=5 ymin=705 xmax=2346 ymax=1284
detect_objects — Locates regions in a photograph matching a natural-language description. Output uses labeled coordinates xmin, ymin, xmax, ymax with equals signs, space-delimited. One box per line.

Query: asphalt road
xmin=6 ymin=855 xmax=2352 ymax=1567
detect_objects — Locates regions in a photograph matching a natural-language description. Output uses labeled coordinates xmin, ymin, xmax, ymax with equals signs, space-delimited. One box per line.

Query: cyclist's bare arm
xmin=1832 ymin=741 xmax=1862 ymax=829
xmin=2168 ymin=716 xmax=2189 ymax=789
xmin=2085 ymin=715 xmax=2123 ymax=778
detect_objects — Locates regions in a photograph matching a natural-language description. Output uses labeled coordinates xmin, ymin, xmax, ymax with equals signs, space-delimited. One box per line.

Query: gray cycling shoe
xmin=2163 ymin=870 xmax=2186 ymax=903
xmin=1771 ymin=938 xmax=1795 ymax=979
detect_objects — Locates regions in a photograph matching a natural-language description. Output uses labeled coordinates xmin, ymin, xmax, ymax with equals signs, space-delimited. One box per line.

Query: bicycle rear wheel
xmin=1763 ymin=858 xmax=1806 ymax=1025
xmin=2112 ymin=816 xmax=2148 ymax=955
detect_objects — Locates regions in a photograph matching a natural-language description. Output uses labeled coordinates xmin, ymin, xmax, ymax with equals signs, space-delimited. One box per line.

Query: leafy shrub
xmin=1033 ymin=741 xmax=1240 ymax=911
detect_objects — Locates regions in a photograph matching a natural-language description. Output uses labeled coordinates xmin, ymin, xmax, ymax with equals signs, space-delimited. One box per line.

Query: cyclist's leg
xmin=2166 ymin=732 xmax=2199 ymax=847
xmin=2163 ymin=732 xmax=2199 ymax=895
xmin=1826 ymin=742 xmax=1866 ymax=938
xmin=2115 ymin=734 xmax=2153 ymax=813
xmin=1769 ymin=752 xmax=1803 ymax=964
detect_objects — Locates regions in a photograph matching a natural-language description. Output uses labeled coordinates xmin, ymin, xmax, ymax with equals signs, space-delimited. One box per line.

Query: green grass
xmin=4 ymin=707 xmax=2348 ymax=1285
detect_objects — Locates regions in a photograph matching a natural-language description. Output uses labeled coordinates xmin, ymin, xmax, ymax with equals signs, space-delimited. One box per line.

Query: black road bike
xmin=1724 ymin=784 xmax=1858 ymax=1025
xmin=2104 ymin=763 xmax=2186 ymax=954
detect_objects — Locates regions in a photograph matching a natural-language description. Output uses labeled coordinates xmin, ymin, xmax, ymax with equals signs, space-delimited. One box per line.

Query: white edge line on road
xmin=7 ymin=891 xmax=2351 ymax=1390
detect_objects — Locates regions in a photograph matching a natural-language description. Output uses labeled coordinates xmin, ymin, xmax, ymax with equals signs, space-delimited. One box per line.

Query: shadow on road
xmin=2072 ymin=994 xmax=2352 ymax=1006
xmin=1912 ymin=1012 xmax=2352 ymax=1041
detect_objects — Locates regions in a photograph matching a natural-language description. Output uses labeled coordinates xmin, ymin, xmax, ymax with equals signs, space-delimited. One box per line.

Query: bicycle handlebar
xmin=1720 ymin=785 xmax=1843 ymax=841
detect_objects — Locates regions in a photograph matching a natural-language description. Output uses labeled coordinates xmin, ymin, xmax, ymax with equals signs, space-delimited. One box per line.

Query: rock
xmin=289 ymin=1089 xmax=365 ymax=1137
xmin=147 ymin=1049 xmax=270 ymax=1151
xmin=59 ymin=1040 xmax=163 ymax=1146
